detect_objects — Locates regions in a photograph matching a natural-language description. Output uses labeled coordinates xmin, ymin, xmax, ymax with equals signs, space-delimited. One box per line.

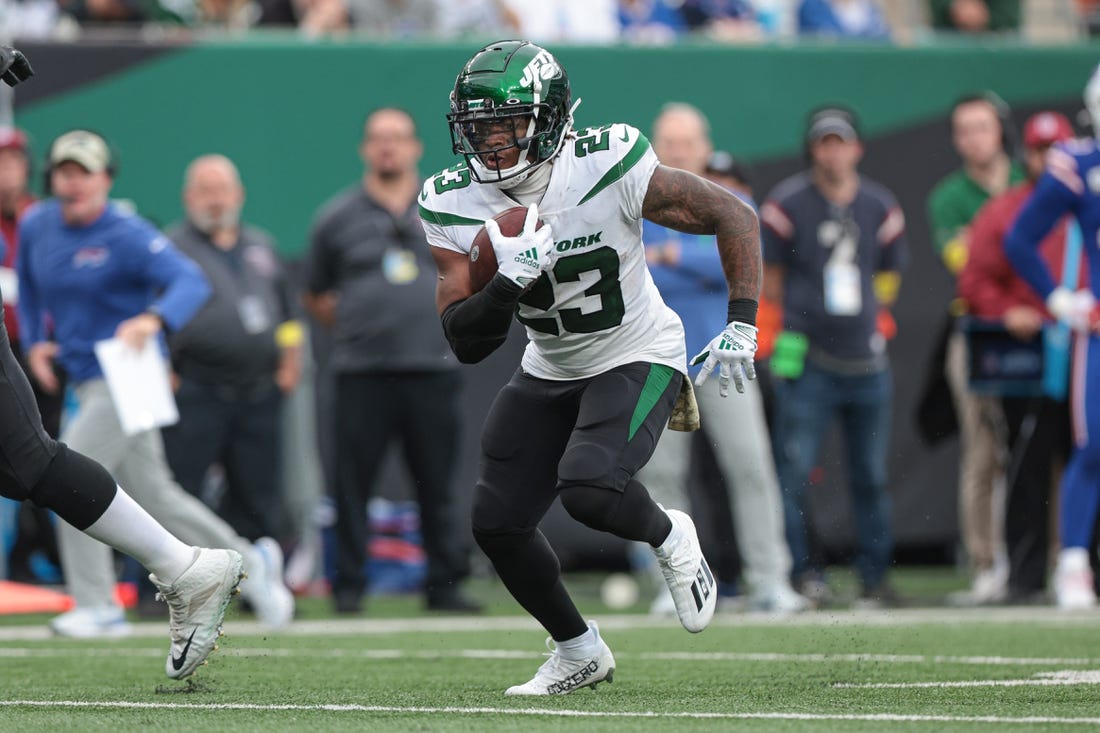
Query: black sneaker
xmin=333 ymin=590 xmax=363 ymax=615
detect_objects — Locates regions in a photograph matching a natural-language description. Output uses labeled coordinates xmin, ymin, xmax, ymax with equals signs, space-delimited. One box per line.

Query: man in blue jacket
xmin=18 ymin=129 xmax=293 ymax=638
xmin=0 ymin=45 xmax=243 ymax=681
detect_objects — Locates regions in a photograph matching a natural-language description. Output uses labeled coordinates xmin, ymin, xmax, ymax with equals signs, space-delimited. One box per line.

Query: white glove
xmin=484 ymin=203 xmax=554 ymax=288
xmin=1047 ymin=287 xmax=1098 ymax=333
xmin=690 ymin=321 xmax=758 ymax=397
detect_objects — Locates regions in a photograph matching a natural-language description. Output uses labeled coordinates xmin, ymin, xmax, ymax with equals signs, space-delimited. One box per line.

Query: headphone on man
xmin=951 ymin=91 xmax=1017 ymax=156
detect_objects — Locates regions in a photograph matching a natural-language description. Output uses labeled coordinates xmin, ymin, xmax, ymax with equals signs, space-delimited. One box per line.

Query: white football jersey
xmin=420 ymin=123 xmax=687 ymax=381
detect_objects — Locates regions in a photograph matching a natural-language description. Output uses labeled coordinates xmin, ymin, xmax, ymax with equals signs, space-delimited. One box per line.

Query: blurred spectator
xmin=0 ymin=0 xmax=60 ymax=38
xmin=344 ymin=0 xmax=435 ymax=36
xmin=502 ymin=0 xmax=620 ymax=41
xmin=926 ymin=92 xmax=1025 ymax=605
xmin=304 ymin=107 xmax=478 ymax=614
xmin=161 ymin=154 xmax=301 ymax=543
xmin=17 ymin=129 xmax=293 ymax=637
xmin=0 ymin=126 xmax=61 ymax=585
xmin=798 ymin=0 xmax=891 ymax=39
xmin=957 ymin=111 xmax=1076 ymax=604
xmin=761 ymin=106 xmax=908 ymax=607
xmin=619 ymin=0 xmax=686 ymax=43
xmin=929 ymin=0 xmax=1020 ymax=32
xmin=254 ymin=0 xmax=348 ymax=35
xmin=637 ymin=103 xmax=808 ymax=614
xmin=682 ymin=0 xmax=766 ymax=41
xmin=435 ymin=0 xmax=521 ymax=37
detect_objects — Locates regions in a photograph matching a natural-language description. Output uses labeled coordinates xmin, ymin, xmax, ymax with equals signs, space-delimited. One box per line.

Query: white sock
xmin=82 ymin=486 xmax=197 ymax=583
xmin=557 ymin=624 xmax=598 ymax=660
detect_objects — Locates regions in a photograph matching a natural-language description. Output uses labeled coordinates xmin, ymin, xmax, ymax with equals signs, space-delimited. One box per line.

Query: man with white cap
xmin=16 ymin=128 xmax=295 ymax=638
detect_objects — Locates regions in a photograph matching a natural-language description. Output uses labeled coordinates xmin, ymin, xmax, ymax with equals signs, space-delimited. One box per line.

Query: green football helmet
xmin=448 ymin=40 xmax=573 ymax=185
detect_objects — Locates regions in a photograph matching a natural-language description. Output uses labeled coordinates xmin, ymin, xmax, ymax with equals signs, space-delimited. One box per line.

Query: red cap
xmin=1023 ymin=112 xmax=1074 ymax=149
xmin=0 ymin=127 xmax=27 ymax=152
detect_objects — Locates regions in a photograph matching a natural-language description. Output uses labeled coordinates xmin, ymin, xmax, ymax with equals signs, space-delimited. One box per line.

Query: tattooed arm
xmin=641 ymin=164 xmax=761 ymax=305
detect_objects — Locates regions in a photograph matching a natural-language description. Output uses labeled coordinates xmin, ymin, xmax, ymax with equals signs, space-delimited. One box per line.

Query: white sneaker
xmin=505 ymin=621 xmax=615 ymax=696
xmin=749 ymin=583 xmax=811 ymax=614
xmin=150 ymin=548 xmax=244 ymax=680
xmin=50 ymin=605 xmax=133 ymax=639
xmin=240 ymin=537 xmax=294 ymax=629
xmin=1055 ymin=548 xmax=1097 ymax=610
xmin=652 ymin=508 xmax=716 ymax=633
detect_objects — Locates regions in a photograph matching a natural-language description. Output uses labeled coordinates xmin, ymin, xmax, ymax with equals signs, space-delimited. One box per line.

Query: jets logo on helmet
xmin=519 ymin=51 xmax=561 ymax=89
xmin=447 ymin=40 xmax=575 ymax=186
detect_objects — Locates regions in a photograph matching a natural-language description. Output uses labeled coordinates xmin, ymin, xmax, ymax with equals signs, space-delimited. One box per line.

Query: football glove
xmin=1047 ymin=287 xmax=1099 ymax=333
xmin=0 ymin=47 xmax=33 ymax=87
xmin=484 ymin=203 xmax=554 ymax=289
xmin=690 ymin=321 xmax=758 ymax=397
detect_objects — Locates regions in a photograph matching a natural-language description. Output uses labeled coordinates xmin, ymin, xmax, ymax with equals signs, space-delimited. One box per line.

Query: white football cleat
xmin=1055 ymin=548 xmax=1097 ymax=610
xmin=49 ymin=605 xmax=133 ymax=639
xmin=240 ymin=537 xmax=295 ymax=629
xmin=505 ymin=621 xmax=615 ymax=696
xmin=150 ymin=545 xmax=243 ymax=677
xmin=150 ymin=547 xmax=244 ymax=680
xmin=652 ymin=508 xmax=716 ymax=632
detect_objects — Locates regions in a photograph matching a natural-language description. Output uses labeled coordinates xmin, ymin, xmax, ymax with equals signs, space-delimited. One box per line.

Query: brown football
xmin=468 ymin=206 xmax=544 ymax=292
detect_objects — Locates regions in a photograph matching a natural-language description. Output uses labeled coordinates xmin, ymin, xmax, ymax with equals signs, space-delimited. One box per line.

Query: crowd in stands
xmin=3 ymin=0 xmax=1087 ymax=43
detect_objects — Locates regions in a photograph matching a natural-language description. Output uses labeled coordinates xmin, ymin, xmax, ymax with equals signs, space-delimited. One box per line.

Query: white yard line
xmin=1 ymin=699 xmax=1099 ymax=725
xmin=0 ymin=605 xmax=1098 ymax=642
xmin=835 ymin=670 xmax=1100 ymax=688
xmin=1 ymin=646 xmax=1098 ymax=667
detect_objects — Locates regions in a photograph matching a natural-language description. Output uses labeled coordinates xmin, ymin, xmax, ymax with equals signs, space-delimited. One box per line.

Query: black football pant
xmin=472 ymin=362 xmax=679 ymax=641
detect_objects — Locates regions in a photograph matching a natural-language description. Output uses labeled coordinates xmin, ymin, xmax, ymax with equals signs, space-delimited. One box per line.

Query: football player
xmin=419 ymin=40 xmax=762 ymax=695
xmin=1005 ymin=65 xmax=1100 ymax=610
xmin=0 ymin=45 xmax=243 ymax=681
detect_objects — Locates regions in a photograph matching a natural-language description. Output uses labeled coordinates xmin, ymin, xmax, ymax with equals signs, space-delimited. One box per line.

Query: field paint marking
xmin=2 ymin=699 xmax=1100 ymax=725
xmin=2 ymin=606 xmax=1099 ymax=642
xmin=2 ymin=646 xmax=1098 ymax=667
xmin=835 ymin=670 xmax=1100 ymax=689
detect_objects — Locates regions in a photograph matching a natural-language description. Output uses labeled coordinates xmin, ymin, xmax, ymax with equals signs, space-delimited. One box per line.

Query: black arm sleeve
xmin=440 ymin=273 xmax=524 ymax=364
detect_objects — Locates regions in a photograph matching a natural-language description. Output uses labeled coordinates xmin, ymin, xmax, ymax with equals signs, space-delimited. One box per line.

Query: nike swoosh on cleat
xmin=172 ymin=627 xmax=198 ymax=671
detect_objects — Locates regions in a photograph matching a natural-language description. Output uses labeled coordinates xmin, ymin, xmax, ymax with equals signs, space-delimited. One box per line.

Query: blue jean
xmin=772 ymin=360 xmax=894 ymax=590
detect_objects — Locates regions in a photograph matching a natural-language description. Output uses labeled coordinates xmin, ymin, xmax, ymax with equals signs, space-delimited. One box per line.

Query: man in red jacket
xmin=958 ymin=110 xmax=1076 ymax=604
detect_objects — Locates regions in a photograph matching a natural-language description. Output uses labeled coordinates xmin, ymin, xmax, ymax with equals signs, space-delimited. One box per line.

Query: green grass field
xmin=2 ymin=569 xmax=1100 ymax=732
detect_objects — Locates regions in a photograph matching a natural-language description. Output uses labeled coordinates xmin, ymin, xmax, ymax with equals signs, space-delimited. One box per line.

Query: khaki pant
xmin=636 ymin=375 xmax=792 ymax=593
xmin=945 ymin=331 xmax=1007 ymax=574
xmin=57 ymin=379 xmax=252 ymax=608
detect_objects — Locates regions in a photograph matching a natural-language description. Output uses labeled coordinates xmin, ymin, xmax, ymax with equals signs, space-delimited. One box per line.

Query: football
xmin=468 ymin=206 xmax=544 ymax=292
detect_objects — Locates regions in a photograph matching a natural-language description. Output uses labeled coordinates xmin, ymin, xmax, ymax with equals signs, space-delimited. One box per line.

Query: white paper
xmin=93 ymin=337 xmax=179 ymax=436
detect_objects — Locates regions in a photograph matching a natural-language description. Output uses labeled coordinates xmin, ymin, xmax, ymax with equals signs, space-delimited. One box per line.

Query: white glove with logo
xmin=484 ymin=203 xmax=554 ymax=288
xmin=1047 ymin=287 xmax=1098 ymax=333
xmin=690 ymin=321 xmax=758 ymax=397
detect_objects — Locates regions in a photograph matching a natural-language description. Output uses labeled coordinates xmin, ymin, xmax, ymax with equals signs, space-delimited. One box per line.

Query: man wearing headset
xmin=0 ymin=45 xmax=245 ymax=681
